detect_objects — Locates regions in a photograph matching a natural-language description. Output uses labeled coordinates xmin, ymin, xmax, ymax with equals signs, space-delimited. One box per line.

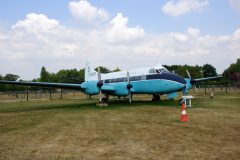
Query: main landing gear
xmin=101 ymin=97 xmax=109 ymax=103
xmin=97 ymin=94 xmax=109 ymax=107
xmin=152 ymin=94 xmax=161 ymax=101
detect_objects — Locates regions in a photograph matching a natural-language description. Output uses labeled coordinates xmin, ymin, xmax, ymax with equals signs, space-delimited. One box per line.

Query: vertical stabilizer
xmin=85 ymin=61 xmax=98 ymax=81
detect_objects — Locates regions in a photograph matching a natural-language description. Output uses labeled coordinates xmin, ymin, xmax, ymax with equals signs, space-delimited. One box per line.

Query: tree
xmin=112 ymin=67 xmax=121 ymax=72
xmin=56 ymin=68 xmax=84 ymax=83
xmin=2 ymin=74 xmax=20 ymax=91
xmin=163 ymin=64 xmax=203 ymax=78
xmin=4 ymin=74 xmax=20 ymax=81
xmin=223 ymin=58 xmax=240 ymax=81
xmin=40 ymin=66 xmax=50 ymax=82
xmin=202 ymin=64 xmax=217 ymax=77
xmin=0 ymin=74 xmax=3 ymax=91
xmin=163 ymin=65 xmax=179 ymax=73
xmin=95 ymin=66 xmax=110 ymax=73
xmin=79 ymin=69 xmax=84 ymax=81
xmin=175 ymin=65 xmax=203 ymax=78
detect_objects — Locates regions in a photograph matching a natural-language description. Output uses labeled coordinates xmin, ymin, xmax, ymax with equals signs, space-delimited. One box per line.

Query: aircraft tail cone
xmin=180 ymin=102 xmax=189 ymax=122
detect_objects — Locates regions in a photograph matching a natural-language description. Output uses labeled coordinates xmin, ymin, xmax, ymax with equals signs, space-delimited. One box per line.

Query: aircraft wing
xmin=0 ymin=80 xmax=83 ymax=90
xmin=193 ymin=75 xmax=222 ymax=83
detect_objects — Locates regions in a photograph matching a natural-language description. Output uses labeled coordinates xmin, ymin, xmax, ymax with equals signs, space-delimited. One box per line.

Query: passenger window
xmin=141 ymin=75 xmax=146 ymax=80
xmin=130 ymin=77 xmax=135 ymax=81
xmin=135 ymin=76 xmax=140 ymax=81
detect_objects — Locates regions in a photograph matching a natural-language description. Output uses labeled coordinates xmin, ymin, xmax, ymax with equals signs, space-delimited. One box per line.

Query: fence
xmin=0 ymin=89 xmax=91 ymax=102
xmin=195 ymin=83 xmax=240 ymax=95
xmin=0 ymin=84 xmax=239 ymax=102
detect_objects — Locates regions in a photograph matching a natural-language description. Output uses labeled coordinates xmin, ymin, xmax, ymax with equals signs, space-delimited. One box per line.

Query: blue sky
xmin=0 ymin=0 xmax=240 ymax=79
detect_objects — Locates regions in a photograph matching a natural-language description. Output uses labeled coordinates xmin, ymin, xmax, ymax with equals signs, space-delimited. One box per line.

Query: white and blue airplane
xmin=0 ymin=62 xmax=221 ymax=103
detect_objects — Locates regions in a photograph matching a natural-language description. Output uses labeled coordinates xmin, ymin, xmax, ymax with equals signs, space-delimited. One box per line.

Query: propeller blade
xmin=98 ymin=68 xmax=101 ymax=81
xmin=129 ymin=93 xmax=132 ymax=103
xmin=127 ymin=71 xmax=132 ymax=103
xmin=97 ymin=68 xmax=102 ymax=102
xmin=186 ymin=70 xmax=191 ymax=78
xmin=194 ymin=84 xmax=199 ymax=93
xmin=127 ymin=71 xmax=130 ymax=84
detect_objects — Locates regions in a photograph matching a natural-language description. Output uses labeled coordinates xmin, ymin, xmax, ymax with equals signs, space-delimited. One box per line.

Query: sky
xmin=0 ymin=0 xmax=240 ymax=80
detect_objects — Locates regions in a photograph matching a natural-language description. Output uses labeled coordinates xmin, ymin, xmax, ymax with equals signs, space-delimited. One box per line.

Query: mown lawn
xmin=0 ymin=94 xmax=240 ymax=160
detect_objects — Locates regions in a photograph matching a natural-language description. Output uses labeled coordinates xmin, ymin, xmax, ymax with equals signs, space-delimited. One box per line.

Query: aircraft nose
xmin=168 ymin=73 xmax=186 ymax=91
xmin=170 ymin=73 xmax=186 ymax=85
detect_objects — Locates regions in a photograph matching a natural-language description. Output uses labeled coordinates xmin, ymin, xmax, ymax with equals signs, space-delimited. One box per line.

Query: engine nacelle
xmin=109 ymin=82 xmax=130 ymax=96
xmin=81 ymin=81 xmax=99 ymax=95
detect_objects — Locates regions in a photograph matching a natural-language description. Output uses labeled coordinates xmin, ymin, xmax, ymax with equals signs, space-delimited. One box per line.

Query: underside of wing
xmin=0 ymin=80 xmax=83 ymax=90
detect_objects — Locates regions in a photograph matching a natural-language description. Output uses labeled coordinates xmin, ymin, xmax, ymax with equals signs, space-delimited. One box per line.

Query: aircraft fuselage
xmin=81 ymin=73 xmax=186 ymax=96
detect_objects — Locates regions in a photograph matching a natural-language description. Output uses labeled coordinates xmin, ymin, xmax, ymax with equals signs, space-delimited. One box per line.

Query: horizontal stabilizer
xmin=0 ymin=80 xmax=83 ymax=90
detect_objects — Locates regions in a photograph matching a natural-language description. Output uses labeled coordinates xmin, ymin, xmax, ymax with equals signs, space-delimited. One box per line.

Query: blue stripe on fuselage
xmin=103 ymin=73 xmax=186 ymax=85
xmin=146 ymin=73 xmax=186 ymax=85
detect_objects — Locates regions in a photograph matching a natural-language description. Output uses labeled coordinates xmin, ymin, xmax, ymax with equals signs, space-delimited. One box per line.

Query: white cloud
xmin=12 ymin=13 xmax=61 ymax=34
xmin=162 ymin=0 xmax=209 ymax=16
xmin=68 ymin=0 xmax=109 ymax=25
xmin=187 ymin=27 xmax=200 ymax=37
xmin=233 ymin=28 xmax=240 ymax=40
xmin=229 ymin=0 xmax=240 ymax=12
xmin=104 ymin=13 xmax=145 ymax=43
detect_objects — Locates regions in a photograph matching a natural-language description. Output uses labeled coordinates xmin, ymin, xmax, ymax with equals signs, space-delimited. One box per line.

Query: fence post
xmin=49 ymin=89 xmax=52 ymax=100
xmin=60 ymin=89 xmax=63 ymax=99
xmin=26 ymin=87 xmax=29 ymax=102
xmin=204 ymin=83 xmax=207 ymax=95
xmin=225 ymin=83 xmax=228 ymax=94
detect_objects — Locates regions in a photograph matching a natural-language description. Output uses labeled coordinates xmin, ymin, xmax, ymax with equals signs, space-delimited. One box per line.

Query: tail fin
xmin=85 ymin=61 xmax=98 ymax=81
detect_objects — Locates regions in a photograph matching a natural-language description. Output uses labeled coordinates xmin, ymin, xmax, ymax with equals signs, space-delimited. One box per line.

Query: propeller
xmin=126 ymin=71 xmax=133 ymax=103
xmin=185 ymin=70 xmax=198 ymax=93
xmin=186 ymin=69 xmax=191 ymax=78
xmin=97 ymin=68 xmax=103 ymax=102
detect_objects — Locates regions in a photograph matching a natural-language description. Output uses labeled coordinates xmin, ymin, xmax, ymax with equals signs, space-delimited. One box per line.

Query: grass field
xmin=0 ymin=94 xmax=240 ymax=160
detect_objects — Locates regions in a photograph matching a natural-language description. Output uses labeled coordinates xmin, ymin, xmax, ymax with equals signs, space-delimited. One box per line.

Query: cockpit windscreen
xmin=156 ymin=68 xmax=169 ymax=74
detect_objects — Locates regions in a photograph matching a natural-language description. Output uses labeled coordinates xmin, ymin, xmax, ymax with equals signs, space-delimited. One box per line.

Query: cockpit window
xmin=150 ymin=68 xmax=169 ymax=74
xmin=149 ymin=68 xmax=157 ymax=73
xmin=159 ymin=68 xmax=169 ymax=74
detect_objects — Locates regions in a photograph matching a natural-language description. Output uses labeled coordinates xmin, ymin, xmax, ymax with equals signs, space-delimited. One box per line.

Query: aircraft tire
xmin=152 ymin=94 xmax=160 ymax=101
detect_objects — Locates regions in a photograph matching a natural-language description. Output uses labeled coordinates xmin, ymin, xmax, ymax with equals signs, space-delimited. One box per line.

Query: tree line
xmin=0 ymin=58 xmax=239 ymax=91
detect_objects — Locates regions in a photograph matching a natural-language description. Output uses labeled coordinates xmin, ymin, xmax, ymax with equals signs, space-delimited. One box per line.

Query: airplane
xmin=0 ymin=62 xmax=222 ymax=103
